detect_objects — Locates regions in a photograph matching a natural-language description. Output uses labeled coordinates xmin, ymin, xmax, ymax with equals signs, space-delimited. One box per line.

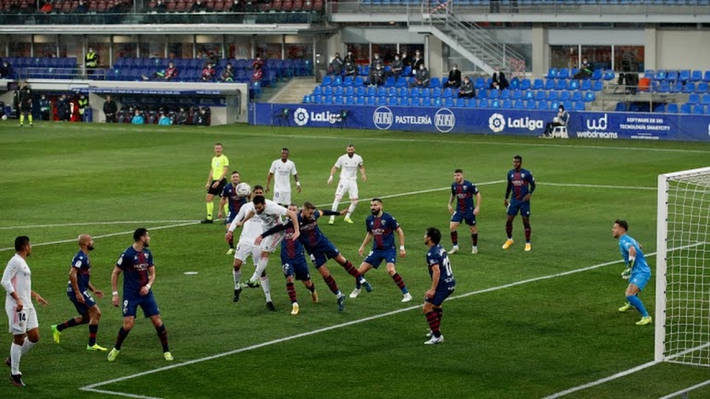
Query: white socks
xmin=233 ymin=269 xmax=242 ymax=289
xmin=261 ymin=276 xmax=272 ymax=302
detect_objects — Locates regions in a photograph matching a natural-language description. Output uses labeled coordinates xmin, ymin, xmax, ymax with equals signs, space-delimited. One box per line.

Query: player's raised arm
xmin=286 ymin=209 xmax=300 ymax=239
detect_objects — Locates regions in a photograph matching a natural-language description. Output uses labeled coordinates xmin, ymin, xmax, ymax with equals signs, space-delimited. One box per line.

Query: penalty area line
xmin=0 ymin=220 xmax=199 ymax=231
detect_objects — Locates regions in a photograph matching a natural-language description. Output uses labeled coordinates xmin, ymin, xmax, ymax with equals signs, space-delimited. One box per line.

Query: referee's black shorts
xmin=207 ymin=178 xmax=227 ymax=196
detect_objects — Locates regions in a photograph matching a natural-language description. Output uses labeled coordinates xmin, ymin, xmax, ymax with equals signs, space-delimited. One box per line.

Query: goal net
xmin=656 ymin=166 xmax=710 ymax=366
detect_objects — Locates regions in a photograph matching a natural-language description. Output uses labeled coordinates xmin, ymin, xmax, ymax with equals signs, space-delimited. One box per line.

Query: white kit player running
xmin=228 ymin=194 xmax=300 ymax=309
xmin=328 ymin=144 xmax=367 ymax=224
xmin=266 ymin=148 xmax=300 ymax=206
xmin=225 ymin=186 xmax=278 ymax=309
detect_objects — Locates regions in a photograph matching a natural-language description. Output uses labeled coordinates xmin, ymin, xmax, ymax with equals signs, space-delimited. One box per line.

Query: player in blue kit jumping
xmin=503 ymin=155 xmax=536 ymax=251
xmin=447 ymin=169 xmax=482 ymax=255
xmin=423 ymin=227 xmax=456 ymax=345
xmin=613 ymin=220 xmax=653 ymax=326
xmin=50 ymin=234 xmax=107 ymax=351
xmin=351 ymin=198 xmax=411 ymax=302
xmin=107 ymin=228 xmax=172 ymax=362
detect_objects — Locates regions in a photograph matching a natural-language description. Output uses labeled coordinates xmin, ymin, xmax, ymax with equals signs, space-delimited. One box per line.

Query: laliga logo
xmin=586 ymin=114 xmax=608 ymax=130
xmin=489 ymin=113 xmax=506 ymax=133
xmin=294 ymin=108 xmax=309 ymax=126
xmin=373 ymin=106 xmax=393 ymax=130
xmin=435 ymin=108 xmax=455 ymax=133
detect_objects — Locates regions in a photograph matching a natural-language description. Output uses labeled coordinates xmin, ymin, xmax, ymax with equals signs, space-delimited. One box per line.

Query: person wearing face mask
xmin=343 ymin=55 xmax=357 ymax=78
xmin=391 ymin=54 xmax=403 ymax=80
xmin=329 ymin=53 xmax=343 ymax=77
xmin=370 ymin=53 xmax=384 ymax=70
xmin=50 ymin=234 xmax=108 ymax=352
xmin=458 ymin=76 xmax=475 ymax=98
xmin=409 ymin=63 xmax=430 ymax=88
xmin=444 ymin=64 xmax=462 ymax=89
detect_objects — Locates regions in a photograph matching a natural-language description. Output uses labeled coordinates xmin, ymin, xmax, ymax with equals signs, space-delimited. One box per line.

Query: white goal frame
xmin=655 ymin=166 xmax=710 ymax=364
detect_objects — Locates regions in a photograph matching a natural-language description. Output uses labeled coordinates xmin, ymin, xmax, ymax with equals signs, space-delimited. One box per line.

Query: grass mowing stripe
xmin=0 ymin=220 xmax=199 ymax=230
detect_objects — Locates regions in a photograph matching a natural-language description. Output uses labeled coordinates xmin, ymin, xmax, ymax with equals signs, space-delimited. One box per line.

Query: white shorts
xmin=273 ymin=190 xmax=291 ymax=205
xmin=335 ymin=179 xmax=359 ymax=199
xmin=6 ymin=304 xmax=38 ymax=335
xmin=235 ymin=242 xmax=262 ymax=265
xmin=260 ymin=231 xmax=284 ymax=253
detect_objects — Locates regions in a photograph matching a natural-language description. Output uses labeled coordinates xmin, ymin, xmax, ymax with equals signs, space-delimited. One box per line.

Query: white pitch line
xmin=0 ymin=222 xmax=199 ymax=252
xmin=542 ymin=361 xmax=659 ymax=399
xmin=0 ymin=220 xmax=199 ymax=231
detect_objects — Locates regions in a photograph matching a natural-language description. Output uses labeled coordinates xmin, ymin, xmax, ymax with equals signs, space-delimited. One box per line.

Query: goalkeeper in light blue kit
xmin=612 ymin=220 xmax=652 ymax=326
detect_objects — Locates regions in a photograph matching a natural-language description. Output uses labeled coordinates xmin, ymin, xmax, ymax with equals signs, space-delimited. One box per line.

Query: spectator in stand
xmin=143 ymin=61 xmax=178 ymax=81
xmin=176 ymin=107 xmax=189 ymax=125
xmin=154 ymin=0 xmax=167 ymax=12
xmin=252 ymin=63 xmax=263 ymax=84
xmin=191 ymin=0 xmax=207 ymax=11
xmin=458 ymin=76 xmax=475 ymax=98
xmin=370 ymin=53 xmax=384 ymax=71
xmin=400 ymin=50 xmax=410 ymax=69
xmin=444 ymin=64 xmax=461 ymax=89
xmin=409 ymin=63 xmax=430 ymax=88
xmin=221 ymin=63 xmax=235 ymax=82
xmin=0 ymin=60 xmax=11 ymax=78
xmin=39 ymin=0 xmax=53 ymax=12
xmin=75 ymin=0 xmax=89 ymax=12
xmin=201 ymin=62 xmax=216 ymax=82
xmin=329 ymin=53 xmax=343 ymax=77
xmin=411 ymin=50 xmax=423 ymax=75
xmin=573 ymin=57 xmax=593 ymax=80
xmin=56 ymin=95 xmax=69 ymax=121
xmin=252 ymin=54 xmax=264 ymax=71
xmin=391 ymin=54 xmax=403 ymax=80
xmin=368 ymin=64 xmax=385 ymax=86
xmin=490 ymin=71 xmax=509 ymax=90
xmin=39 ymin=94 xmax=51 ymax=121
xmin=197 ymin=107 xmax=210 ymax=126
xmin=230 ymin=0 xmax=244 ymax=11
xmin=343 ymin=56 xmax=356 ymax=78
xmin=103 ymin=95 xmax=118 ymax=123
xmin=131 ymin=109 xmax=144 ymax=125
xmin=541 ymin=105 xmax=569 ymax=138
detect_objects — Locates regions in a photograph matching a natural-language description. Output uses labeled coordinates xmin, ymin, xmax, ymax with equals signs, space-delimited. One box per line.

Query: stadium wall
xmin=250 ymin=103 xmax=710 ymax=142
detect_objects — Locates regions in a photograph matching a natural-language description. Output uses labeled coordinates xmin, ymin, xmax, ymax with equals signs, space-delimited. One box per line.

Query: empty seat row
xmin=545 ymin=68 xmax=614 ymax=81
xmin=303 ymin=95 xmax=589 ymax=111
xmin=645 ymin=69 xmax=710 ymax=83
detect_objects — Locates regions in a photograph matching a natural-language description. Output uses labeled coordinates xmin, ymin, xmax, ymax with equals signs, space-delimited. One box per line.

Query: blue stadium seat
xmin=520 ymin=79 xmax=531 ymax=90
xmin=682 ymin=82 xmax=696 ymax=93
xmin=452 ymin=98 xmax=464 ymax=107
xmin=568 ymin=80 xmax=580 ymax=91
xmin=334 ymin=87 xmax=344 ymax=96
xmin=430 ymin=77 xmax=441 ymax=88
xmin=537 ymin=101 xmax=549 ymax=110
xmin=549 ymin=101 xmax=560 ymax=110
xmin=656 ymin=70 xmax=667 ymax=80
xmin=571 ymin=91 xmax=583 ymax=102
xmin=387 ymin=96 xmax=398 ymax=106
xmin=546 ymin=68 xmax=558 ymax=79
xmin=559 ymin=91 xmax=571 ymax=101
xmin=535 ymin=91 xmax=547 ymax=101
xmin=421 ymin=88 xmax=431 ymax=98
xmin=701 ymin=94 xmax=710 ymax=105
xmin=514 ymin=99 xmax=525 ymax=109
xmin=679 ymin=70 xmax=691 ymax=82
xmin=345 ymin=96 xmax=355 ymax=105
xmin=322 ymin=75 xmax=333 ymax=86
xmin=667 ymin=70 xmax=679 ymax=82
xmin=342 ymin=76 xmax=353 ymax=86
xmin=313 ymin=86 xmax=322 ymax=96
xmin=509 ymin=77 xmax=520 ymax=90
xmin=444 ymin=98 xmax=454 ymax=107
xmin=644 ymin=70 xmax=655 ymax=80
xmin=387 ymin=87 xmax=397 ymax=97
xmin=490 ymin=99 xmax=501 ymax=108
xmin=688 ymin=93 xmax=700 ymax=104
xmin=523 ymin=90 xmax=534 ymax=100
xmin=558 ymin=68 xmax=569 ymax=80
xmin=312 ymin=95 xmax=323 ymax=104
xmin=697 ymin=82 xmax=709 ymax=93
xmin=384 ymin=77 xmax=395 ymax=87
xmin=474 ymin=77 xmax=486 ymax=90
xmin=525 ymin=100 xmax=536 ymax=110
xmin=355 ymin=76 xmax=365 ymax=86
xmin=690 ymin=70 xmax=703 ymax=82
xmin=466 ymin=98 xmax=477 ymax=108
xmin=574 ymin=101 xmax=586 ymax=111
xmin=366 ymin=96 xmax=376 ymax=105
xmin=592 ymin=81 xmax=604 ymax=92
xmin=532 ymin=79 xmax=543 ymax=90
xmin=666 ymin=103 xmax=679 ymax=113
xmin=584 ymin=91 xmax=596 ymax=102
xmin=442 ymin=88 xmax=453 ymax=98
xmin=478 ymin=99 xmax=489 ymax=108
xmin=511 ymin=90 xmax=522 ymax=100
xmin=488 ymin=89 xmax=499 ymax=99
xmin=693 ymin=105 xmax=705 ymax=115
xmin=544 ymin=80 xmax=555 ymax=90
xmin=442 ymin=77 xmax=449 ymax=87
xmin=591 ymin=69 xmax=603 ymax=81
xmin=502 ymin=99 xmax=513 ymax=109
xmin=366 ymin=86 xmax=376 ymax=96
xmin=603 ymin=70 xmax=615 ymax=81
xmin=398 ymin=87 xmax=408 ymax=97
xmin=356 ymin=86 xmax=365 ymax=96
xmin=653 ymin=104 xmax=665 ymax=113
xmin=555 ymin=80 xmax=568 ymax=90
xmin=670 ymin=82 xmax=683 ymax=93
xmin=356 ymin=96 xmax=365 ymax=105
xmin=615 ymin=102 xmax=627 ymax=112
xmin=547 ymin=91 xmax=559 ymax=101
xmin=580 ymin=80 xmax=592 ymax=91
xmin=680 ymin=103 xmax=692 ymax=113
xmin=395 ymin=77 xmax=407 ymax=88
xmin=500 ymin=89 xmax=511 ymax=99
xmin=345 ymin=86 xmax=355 ymax=96
xmin=564 ymin=100 xmax=574 ymax=110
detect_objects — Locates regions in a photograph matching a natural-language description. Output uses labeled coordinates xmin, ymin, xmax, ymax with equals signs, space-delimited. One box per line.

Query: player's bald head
xmin=78 ymin=234 xmax=92 ymax=245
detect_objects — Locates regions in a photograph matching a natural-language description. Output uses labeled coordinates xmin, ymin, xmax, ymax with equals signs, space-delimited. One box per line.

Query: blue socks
xmin=627 ymin=295 xmax=649 ymax=317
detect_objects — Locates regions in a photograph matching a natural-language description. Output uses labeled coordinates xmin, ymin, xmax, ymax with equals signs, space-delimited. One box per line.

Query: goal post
xmin=655 ymin=166 xmax=710 ymax=366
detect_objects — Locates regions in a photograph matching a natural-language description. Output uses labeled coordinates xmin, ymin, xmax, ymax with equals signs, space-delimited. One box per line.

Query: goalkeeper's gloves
xmin=621 ymin=267 xmax=631 ymax=280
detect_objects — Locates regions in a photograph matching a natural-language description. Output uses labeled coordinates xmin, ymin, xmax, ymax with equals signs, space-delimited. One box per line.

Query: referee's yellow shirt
xmin=211 ymin=155 xmax=229 ymax=180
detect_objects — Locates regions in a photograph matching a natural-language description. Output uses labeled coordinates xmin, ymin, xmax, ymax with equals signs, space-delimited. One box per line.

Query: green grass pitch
xmin=1 ymin=120 xmax=710 ymax=398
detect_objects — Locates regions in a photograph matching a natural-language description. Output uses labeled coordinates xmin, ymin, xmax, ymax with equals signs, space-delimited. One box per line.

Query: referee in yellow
xmin=202 ymin=143 xmax=229 ymax=224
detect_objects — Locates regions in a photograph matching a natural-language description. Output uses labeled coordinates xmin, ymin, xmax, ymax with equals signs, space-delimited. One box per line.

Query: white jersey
xmin=235 ymin=202 xmax=264 ymax=244
xmin=269 ymin=159 xmax=298 ymax=192
xmin=334 ymin=154 xmax=364 ymax=180
xmin=254 ymin=199 xmax=288 ymax=229
xmin=1 ymin=254 xmax=33 ymax=310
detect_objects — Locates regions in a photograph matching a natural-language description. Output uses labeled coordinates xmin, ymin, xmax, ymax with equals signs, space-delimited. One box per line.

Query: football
xmin=1 ymin=114 xmax=7 ymax=120
xmin=235 ymin=182 xmax=251 ymax=197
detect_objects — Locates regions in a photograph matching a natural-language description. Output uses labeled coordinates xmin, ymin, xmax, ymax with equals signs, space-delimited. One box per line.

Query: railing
xmin=419 ymin=1 xmax=526 ymax=75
